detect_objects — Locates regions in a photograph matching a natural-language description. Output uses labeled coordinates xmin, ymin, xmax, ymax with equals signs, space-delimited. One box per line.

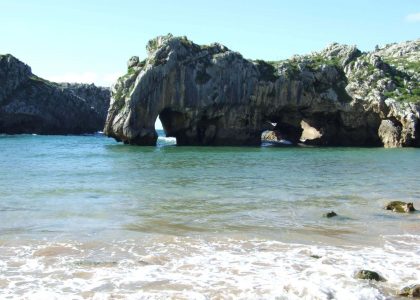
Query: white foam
xmin=0 ymin=235 xmax=419 ymax=299
xmin=157 ymin=136 xmax=177 ymax=146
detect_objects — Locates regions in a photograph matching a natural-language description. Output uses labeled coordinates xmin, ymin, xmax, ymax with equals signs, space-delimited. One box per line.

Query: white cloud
xmin=102 ymin=72 xmax=121 ymax=86
xmin=405 ymin=13 xmax=420 ymax=23
xmin=47 ymin=71 xmax=122 ymax=87
xmin=48 ymin=72 xmax=98 ymax=84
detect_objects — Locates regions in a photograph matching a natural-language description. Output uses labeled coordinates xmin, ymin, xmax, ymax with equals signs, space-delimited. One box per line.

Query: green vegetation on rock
xmin=307 ymin=54 xmax=341 ymax=70
xmin=385 ymin=201 xmax=416 ymax=213
xmin=254 ymin=60 xmax=279 ymax=82
xmin=29 ymin=75 xmax=56 ymax=87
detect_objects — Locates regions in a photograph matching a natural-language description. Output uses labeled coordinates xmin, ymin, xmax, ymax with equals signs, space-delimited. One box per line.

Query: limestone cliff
xmin=104 ymin=34 xmax=419 ymax=147
xmin=0 ymin=54 xmax=110 ymax=134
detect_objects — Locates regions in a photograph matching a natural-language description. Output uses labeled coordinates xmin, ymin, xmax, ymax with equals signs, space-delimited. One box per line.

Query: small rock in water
xmin=323 ymin=211 xmax=337 ymax=218
xmin=355 ymin=270 xmax=386 ymax=281
xmin=385 ymin=201 xmax=416 ymax=213
xmin=310 ymin=254 xmax=322 ymax=259
xmin=398 ymin=284 xmax=420 ymax=298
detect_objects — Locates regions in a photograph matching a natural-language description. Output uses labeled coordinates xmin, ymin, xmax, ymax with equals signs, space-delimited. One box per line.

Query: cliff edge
xmin=0 ymin=54 xmax=110 ymax=134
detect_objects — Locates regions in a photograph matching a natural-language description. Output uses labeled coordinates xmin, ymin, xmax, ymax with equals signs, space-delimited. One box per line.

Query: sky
xmin=1 ymin=0 xmax=419 ymax=88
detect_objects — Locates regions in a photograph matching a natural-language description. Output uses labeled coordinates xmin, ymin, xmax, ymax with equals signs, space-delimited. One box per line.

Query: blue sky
xmin=1 ymin=0 xmax=419 ymax=87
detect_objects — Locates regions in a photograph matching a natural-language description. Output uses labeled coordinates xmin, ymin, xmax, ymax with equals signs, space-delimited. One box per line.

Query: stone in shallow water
xmin=323 ymin=211 xmax=337 ymax=218
xmin=355 ymin=270 xmax=386 ymax=281
xmin=385 ymin=201 xmax=416 ymax=213
xmin=398 ymin=284 xmax=420 ymax=298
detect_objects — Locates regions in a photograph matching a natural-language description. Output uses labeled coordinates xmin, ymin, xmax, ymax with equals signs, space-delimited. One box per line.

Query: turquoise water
xmin=0 ymin=133 xmax=419 ymax=299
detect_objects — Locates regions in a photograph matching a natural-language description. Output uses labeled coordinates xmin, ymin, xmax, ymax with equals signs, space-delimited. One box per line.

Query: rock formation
xmin=104 ymin=34 xmax=420 ymax=147
xmin=385 ymin=201 xmax=416 ymax=213
xmin=0 ymin=54 xmax=110 ymax=134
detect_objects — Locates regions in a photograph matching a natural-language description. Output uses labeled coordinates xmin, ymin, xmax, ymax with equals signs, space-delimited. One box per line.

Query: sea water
xmin=0 ymin=132 xmax=419 ymax=299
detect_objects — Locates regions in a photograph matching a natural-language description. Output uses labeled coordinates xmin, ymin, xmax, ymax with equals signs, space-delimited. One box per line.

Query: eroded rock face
xmin=104 ymin=35 xmax=420 ymax=146
xmin=378 ymin=119 xmax=402 ymax=148
xmin=300 ymin=120 xmax=323 ymax=144
xmin=0 ymin=54 xmax=110 ymax=134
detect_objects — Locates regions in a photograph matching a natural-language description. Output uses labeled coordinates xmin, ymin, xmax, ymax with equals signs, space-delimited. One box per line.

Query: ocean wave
xmin=0 ymin=235 xmax=418 ymax=299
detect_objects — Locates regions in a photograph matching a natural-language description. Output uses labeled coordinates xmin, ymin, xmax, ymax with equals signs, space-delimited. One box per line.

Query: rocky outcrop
xmin=378 ymin=119 xmax=402 ymax=148
xmin=0 ymin=54 xmax=110 ymax=134
xmin=104 ymin=34 xmax=420 ymax=146
xmin=57 ymin=83 xmax=110 ymax=124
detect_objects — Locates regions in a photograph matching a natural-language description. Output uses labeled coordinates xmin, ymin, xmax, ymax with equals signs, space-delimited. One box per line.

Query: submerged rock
xmin=323 ymin=211 xmax=337 ymax=218
xmin=355 ymin=270 xmax=386 ymax=281
xmin=398 ymin=284 xmax=420 ymax=298
xmin=0 ymin=54 xmax=110 ymax=134
xmin=104 ymin=36 xmax=420 ymax=146
xmin=385 ymin=201 xmax=416 ymax=213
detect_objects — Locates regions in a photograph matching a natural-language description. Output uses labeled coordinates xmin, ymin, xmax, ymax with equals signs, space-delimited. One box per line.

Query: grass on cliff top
xmin=383 ymin=57 xmax=420 ymax=73
xmin=352 ymin=55 xmax=419 ymax=103
xmin=381 ymin=58 xmax=420 ymax=103
xmin=264 ymin=54 xmax=343 ymax=80
xmin=290 ymin=54 xmax=342 ymax=71
xmin=384 ymin=88 xmax=420 ymax=103
xmin=309 ymin=55 xmax=341 ymax=69
xmin=253 ymin=60 xmax=280 ymax=82
xmin=29 ymin=75 xmax=56 ymax=87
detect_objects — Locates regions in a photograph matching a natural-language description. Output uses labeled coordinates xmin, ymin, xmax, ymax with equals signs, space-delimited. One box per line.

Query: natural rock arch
xmin=104 ymin=35 xmax=419 ymax=147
